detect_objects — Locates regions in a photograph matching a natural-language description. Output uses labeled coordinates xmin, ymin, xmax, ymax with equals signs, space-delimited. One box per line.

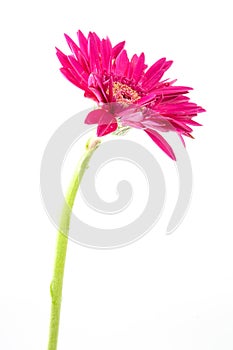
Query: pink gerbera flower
xmin=56 ymin=30 xmax=205 ymax=160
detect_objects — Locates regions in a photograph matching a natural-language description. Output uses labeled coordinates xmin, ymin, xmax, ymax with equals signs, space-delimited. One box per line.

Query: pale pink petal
xmin=120 ymin=111 xmax=144 ymax=123
xmin=85 ymin=109 xmax=108 ymax=124
xmin=142 ymin=118 xmax=172 ymax=132
xmin=121 ymin=120 xmax=142 ymax=128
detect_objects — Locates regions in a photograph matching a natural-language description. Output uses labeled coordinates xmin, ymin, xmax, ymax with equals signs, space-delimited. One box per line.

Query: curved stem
xmin=47 ymin=137 xmax=101 ymax=350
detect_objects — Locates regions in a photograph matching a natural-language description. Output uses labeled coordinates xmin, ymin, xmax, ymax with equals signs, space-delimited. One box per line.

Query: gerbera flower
xmin=56 ymin=30 xmax=205 ymax=159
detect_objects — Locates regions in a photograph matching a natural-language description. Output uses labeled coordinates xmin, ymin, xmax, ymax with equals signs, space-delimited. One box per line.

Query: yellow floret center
xmin=112 ymin=82 xmax=140 ymax=103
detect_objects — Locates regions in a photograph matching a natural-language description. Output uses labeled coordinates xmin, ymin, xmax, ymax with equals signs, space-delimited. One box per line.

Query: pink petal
xmin=85 ymin=109 xmax=107 ymax=124
xmin=105 ymin=37 xmax=113 ymax=70
xmin=136 ymin=93 xmax=157 ymax=106
xmin=179 ymin=133 xmax=186 ymax=146
xmin=77 ymin=30 xmax=88 ymax=58
xmin=145 ymin=129 xmax=176 ymax=160
xmin=84 ymin=90 xmax=98 ymax=101
xmin=114 ymin=49 xmax=129 ymax=77
xmin=152 ymin=86 xmax=192 ymax=95
xmin=88 ymin=73 xmax=108 ymax=102
xmin=102 ymin=38 xmax=113 ymax=74
xmin=112 ymin=41 xmax=125 ymax=59
xmin=92 ymin=32 xmax=101 ymax=51
xmin=60 ymin=68 xmax=85 ymax=89
xmin=169 ymin=119 xmax=193 ymax=133
xmin=56 ymin=48 xmax=71 ymax=67
xmin=128 ymin=54 xmax=139 ymax=79
xmin=185 ymin=119 xmax=202 ymax=126
xmin=88 ymin=87 xmax=105 ymax=102
xmin=132 ymin=53 xmax=145 ymax=83
xmin=100 ymin=39 xmax=110 ymax=72
xmin=160 ymin=95 xmax=190 ymax=105
xmin=143 ymin=58 xmax=166 ymax=83
xmin=64 ymin=34 xmax=80 ymax=60
xmin=143 ymin=60 xmax=173 ymax=90
xmin=68 ymin=55 xmax=89 ymax=83
xmin=76 ymin=50 xmax=90 ymax=72
xmin=97 ymin=112 xmax=118 ymax=136
xmin=63 ymin=34 xmax=89 ymax=72
xmin=88 ymin=32 xmax=100 ymax=72
xmin=107 ymin=75 xmax=113 ymax=101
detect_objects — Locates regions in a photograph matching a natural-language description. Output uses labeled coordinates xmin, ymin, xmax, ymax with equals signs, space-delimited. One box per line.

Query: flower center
xmin=112 ymin=82 xmax=140 ymax=103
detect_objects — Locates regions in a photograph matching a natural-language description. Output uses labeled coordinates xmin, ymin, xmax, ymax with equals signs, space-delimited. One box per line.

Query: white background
xmin=1 ymin=0 xmax=233 ymax=349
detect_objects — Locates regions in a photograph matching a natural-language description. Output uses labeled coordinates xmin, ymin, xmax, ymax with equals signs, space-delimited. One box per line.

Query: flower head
xmin=56 ymin=30 xmax=205 ymax=160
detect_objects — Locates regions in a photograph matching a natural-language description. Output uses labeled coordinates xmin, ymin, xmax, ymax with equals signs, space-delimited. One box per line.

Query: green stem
xmin=47 ymin=137 xmax=101 ymax=350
